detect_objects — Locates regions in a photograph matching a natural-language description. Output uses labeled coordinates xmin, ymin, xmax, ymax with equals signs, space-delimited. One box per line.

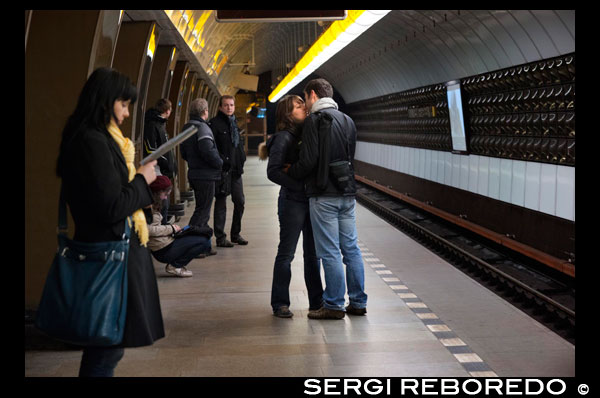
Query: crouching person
xmin=146 ymin=176 xmax=212 ymax=277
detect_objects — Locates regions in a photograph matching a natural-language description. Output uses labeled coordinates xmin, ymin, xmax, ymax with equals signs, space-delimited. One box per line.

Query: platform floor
xmin=25 ymin=156 xmax=574 ymax=377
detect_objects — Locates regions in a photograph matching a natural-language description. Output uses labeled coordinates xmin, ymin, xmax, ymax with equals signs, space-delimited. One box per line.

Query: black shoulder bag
xmin=328 ymin=115 xmax=356 ymax=194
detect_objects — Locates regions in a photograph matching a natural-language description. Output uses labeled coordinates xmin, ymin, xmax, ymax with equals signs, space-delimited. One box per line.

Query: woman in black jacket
xmin=264 ymin=95 xmax=323 ymax=318
xmin=56 ymin=67 xmax=164 ymax=376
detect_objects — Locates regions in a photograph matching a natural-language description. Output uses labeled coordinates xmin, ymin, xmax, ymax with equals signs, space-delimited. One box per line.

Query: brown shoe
xmin=345 ymin=304 xmax=367 ymax=316
xmin=307 ymin=307 xmax=345 ymax=319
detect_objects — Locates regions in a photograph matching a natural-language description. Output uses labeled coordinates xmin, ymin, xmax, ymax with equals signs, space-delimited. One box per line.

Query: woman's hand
xmin=137 ymin=160 xmax=157 ymax=185
xmin=172 ymin=224 xmax=182 ymax=232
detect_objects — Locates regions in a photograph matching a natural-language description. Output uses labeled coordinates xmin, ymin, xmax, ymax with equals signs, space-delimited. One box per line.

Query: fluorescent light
xmin=268 ymin=10 xmax=391 ymax=103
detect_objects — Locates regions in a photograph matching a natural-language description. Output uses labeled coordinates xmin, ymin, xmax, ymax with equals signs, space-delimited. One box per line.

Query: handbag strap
xmin=58 ymin=183 xmax=131 ymax=240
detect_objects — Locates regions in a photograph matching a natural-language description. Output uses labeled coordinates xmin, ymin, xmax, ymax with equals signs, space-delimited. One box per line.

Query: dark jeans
xmin=189 ymin=179 xmax=215 ymax=229
xmin=79 ymin=346 xmax=125 ymax=377
xmin=271 ymin=196 xmax=323 ymax=311
xmin=214 ymin=175 xmax=244 ymax=241
xmin=152 ymin=235 xmax=211 ymax=268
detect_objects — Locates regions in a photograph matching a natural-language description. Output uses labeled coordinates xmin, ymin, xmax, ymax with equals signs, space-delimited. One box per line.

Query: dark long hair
xmin=56 ymin=67 xmax=138 ymax=177
xmin=275 ymin=95 xmax=304 ymax=135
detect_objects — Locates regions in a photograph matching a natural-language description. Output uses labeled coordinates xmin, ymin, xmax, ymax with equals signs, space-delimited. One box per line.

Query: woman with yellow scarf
xmin=56 ymin=67 xmax=165 ymax=376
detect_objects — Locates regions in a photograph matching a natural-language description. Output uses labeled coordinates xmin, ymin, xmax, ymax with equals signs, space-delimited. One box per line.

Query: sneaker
xmin=307 ymin=307 xmax=345 ymax=319
xmin=273 ymin=306 xmax=294 ymax=318
xmin=231 ymin=235 xmax=248 ymax=245
xmin=345 ymin=304 xmax=367 ymax=316
xmin=217 ymin=239 xmax=234 ymax=247
xmin=165 ymin=264 xmax=193 ymax=277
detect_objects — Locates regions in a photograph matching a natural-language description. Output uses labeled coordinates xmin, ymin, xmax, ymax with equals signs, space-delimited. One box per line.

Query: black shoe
xmin=217 ymin=239 xmax=234 ymax=247
xmin=273 ymin=306 xmax=294 ymax=318
xmin=231 ymin=235 xmax=248 ymax=245
xmin=307 ymin=307 xmax=345 ymax=319
xmin=345 ymin=304 xmax=367 ymax=316
xmin=195 ymin=248 xmax=217 ymax=258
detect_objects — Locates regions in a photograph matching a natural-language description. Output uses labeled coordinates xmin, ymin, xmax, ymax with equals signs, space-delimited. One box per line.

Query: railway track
xmin=355 ymin=180 xmax=575 ymax=344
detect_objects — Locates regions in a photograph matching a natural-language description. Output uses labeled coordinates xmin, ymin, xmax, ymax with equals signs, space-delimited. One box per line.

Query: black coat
xmin=180 ymin=117 xmax=223 ymax=181
xmin=210 ymin=111 xmax=246 ymax=177
xmin=287 ymin=108 xmax=358 ymax=197
xmin=143 ymin=108 xmax=176 ymax=178
xmin=60 ymin=126 xmax=165 ymax=348
xmin=266 ymin=129 xmax=307 ymax=203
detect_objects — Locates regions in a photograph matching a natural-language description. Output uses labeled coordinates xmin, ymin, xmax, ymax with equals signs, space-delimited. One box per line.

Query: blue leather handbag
xmin=35 ymin=187 xmax=129 ymax=346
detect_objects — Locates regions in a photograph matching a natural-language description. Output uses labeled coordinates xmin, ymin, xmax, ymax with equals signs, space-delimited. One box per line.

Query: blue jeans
xmin=309 ymin=196 xmax=367 ymax=311
xmin=79 ymin=346 xmax=124 ymax=377
xmin=271 ymin=196 xmax=323 ymax=311
xmin=152 ymin=235 xmax=211 ymax=268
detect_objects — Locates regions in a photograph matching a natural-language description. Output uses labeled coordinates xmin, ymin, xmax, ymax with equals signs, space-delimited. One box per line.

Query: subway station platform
xmin=25 ymin=156 xmax=574 ymax=377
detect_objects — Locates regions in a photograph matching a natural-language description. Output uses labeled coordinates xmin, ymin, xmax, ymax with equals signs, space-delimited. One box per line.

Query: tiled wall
xmin=355 ymin=141 xmax=575 ymax=222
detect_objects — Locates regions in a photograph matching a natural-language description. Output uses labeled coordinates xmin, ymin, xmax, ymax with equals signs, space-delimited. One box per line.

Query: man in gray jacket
xmin=180 ymin=98 xmax=223 ymax=239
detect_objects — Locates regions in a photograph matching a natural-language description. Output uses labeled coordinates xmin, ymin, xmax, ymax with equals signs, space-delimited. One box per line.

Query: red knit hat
xmin=149 ymin=175 xmax=172 ymax=192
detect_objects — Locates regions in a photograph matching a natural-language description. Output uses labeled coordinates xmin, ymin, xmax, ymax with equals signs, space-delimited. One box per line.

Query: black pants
xmin=189 ymin=179 xmax=215 ymax=229
xmin=271 ymin=196 xmax=323 ymax=311
xmin=214 ymin=175 xmax=244 ymax=241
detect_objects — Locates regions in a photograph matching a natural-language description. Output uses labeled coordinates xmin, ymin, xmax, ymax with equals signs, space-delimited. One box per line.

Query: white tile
xmin=499 ymin=158 xmax=513 ymax=203
xmin=406 ymin=302 xmax=428 ymax=308
xmin=511 ymin=160 xmax=526 ymax=207
xmin=381 ymin=278 xmax=401 ymax=283
xmin=409 ymin=147 xmax=415 ymax=176
xmin=488 ymin=157 xmax=501 ymax=199
xmin=427 ymin=324 xmax=451 ymax=332
xmin=376 ymin=270 xmax=393 ymax=275
xmin=468 ymin=155 xmax=479 ymax=193
xmin=460 ymin=155 xmax=470 ymax=190
xmin=477 ymin=156 xmax=489 ymax=196
xmin=445 ymin=152 xmax=453 ymax=186
xmin=437 ymin=151 xmax=445 ymax=183
xmin=430 ymin=150 xmax=439 ymax=182
xmin=390 ymin=285 xmax=409 ymax=290
xmin=417 ymin=148 xmax=425 ymax=178
xmin=451 ymin=154 xmax=461 ymax=188
xmin=470 ymin=371 xmax=498 ymax=377
xmin=524 ymin=162 xmax=541 ymax=211
xmin=440 ymin=338 xmax=466 ymax=346
xmin=540 ymin=163 xmax=557 ymax=215
xmin=369 ymin=264 xmax=386 ymax=268
xmin=364 ymin=257 xmax=381 ymax=262
xmin=417 ymin=313 xmax=439 ymax=319
xmin=454 ymin=353 xmax=483 ymax=363
xmin=425 ymin=149 xmax=432 ymax=180
xmin=393 ymin=146 xmax=400 ymax=172
xmin=556 ymin=165 xmax=575 ymax=221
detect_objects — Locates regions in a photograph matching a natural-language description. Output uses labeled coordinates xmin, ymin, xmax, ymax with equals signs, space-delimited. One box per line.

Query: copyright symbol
xmin=579 ymin=384 xmax=589 ymax=395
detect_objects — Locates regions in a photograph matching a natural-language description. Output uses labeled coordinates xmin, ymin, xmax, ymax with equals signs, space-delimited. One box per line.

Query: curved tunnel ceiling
xmin=125 ymin=10 xmax=574 ymax=104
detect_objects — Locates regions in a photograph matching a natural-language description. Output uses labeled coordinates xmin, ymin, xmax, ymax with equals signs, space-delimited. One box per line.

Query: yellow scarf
xmin=106 ymin=119 xmax=149 ymax=246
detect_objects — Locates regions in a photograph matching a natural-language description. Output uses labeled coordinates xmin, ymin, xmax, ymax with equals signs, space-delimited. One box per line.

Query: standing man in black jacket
xmin=210 ymin=95 xmax=248 ymax=247
xmin=144 ymin=98 xmax=176 ymax=223
xmin=286 ymin=78 xmax=367 ymax=320
xmin=180 ymin=98 xmax=222 ymax=239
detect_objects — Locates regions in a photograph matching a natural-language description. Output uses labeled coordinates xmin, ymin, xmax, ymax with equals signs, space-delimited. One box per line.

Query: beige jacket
xmin=147 ymin=210 xmax=176 ymax=252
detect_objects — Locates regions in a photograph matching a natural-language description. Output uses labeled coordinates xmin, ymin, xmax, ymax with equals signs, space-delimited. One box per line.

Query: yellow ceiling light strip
xmin=147 ymin=24 xmax=157 ymax=59
xmin=268 ymin=10 xmax=391 ymax=103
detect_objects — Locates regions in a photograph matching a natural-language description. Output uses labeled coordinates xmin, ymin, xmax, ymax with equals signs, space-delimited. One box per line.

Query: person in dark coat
xmin=143 ymin=98 xmax=176 ymax=178
xmin=263 ymin=94 xmax=323 ymax=318
xmin=180 ymin=98 xmax=222 ymax=238
xmin=56 ymin=67 xmax=165 ymax=377
xmin=143 ymin=98 xmax=176 ymax=224
xmin=209 ymin=95 xmax=248 ymax=247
